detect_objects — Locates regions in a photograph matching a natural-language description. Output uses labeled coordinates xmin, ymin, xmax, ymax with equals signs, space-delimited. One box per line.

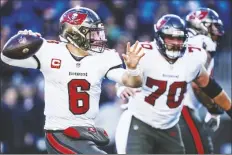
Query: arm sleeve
xmin=207 ymin=58 xmax=214 ymax=76
xmin=194 ymin=64 xmax=205 ymax=80
xmin=203 ymin=36 xmax=217 ymax=52
xmin=104 ymin=49 xmax=123 ymax=78
xmin=199 ymin=48 xmax=208 ymax=66
xmin=1 ymin=52 xmax=39 ymax=69
xmin=1 ymin=38 xmax=47 ymax=69
xmin=106 ymin=68 xmax=126 ymax=85
xmin=193 ymin=48 xmax=208 ymax=79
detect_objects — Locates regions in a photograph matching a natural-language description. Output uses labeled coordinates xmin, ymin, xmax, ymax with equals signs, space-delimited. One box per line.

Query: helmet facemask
xmin=155 ymin=24 xmax=187 ymax=60
xmin=61 ymin=23 xmax=107 ymax=55
xmin=186 ymin=8 xmax=224 ymax=42
xmin=154 ymin=14 xmax=187 ymax=62
xmin=208 ymin=22 xmax=224 ymax=42
xmin=59 ymin=7 xmax=108 ymax=55
xmin=162 ymin=35 xmax=186 ymax=59
xmin=85 ymin=23 xmax=107 ymax=54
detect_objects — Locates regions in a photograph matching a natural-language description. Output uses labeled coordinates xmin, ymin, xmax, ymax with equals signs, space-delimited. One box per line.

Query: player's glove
xmin=204 ymin=112 xmax=220 ymax=132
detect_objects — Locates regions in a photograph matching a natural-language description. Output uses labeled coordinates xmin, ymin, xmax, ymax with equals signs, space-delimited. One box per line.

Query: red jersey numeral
xmin=68 ymin=79 xmax=90 ymax=115
xmin=188 ymin=46 xmax=201 ymax=52
xmin=167 ymin=81 xmax=187 ymax=108
xmin=141 ymin=43 xmax=153 ymax=50
xmin=144 ymin=77 xmax=187 ymax=108
xmin=145 ymin=77 xmax=167 ymax=105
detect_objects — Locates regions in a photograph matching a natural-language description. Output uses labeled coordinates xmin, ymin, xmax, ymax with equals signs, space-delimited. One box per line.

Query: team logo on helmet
xmin=61 ymin=11 xmax=87 ymax=25
xmin=156 ymin=19 xmax=167 ymax=30
xmin=71 ymin=13 xmax=78 ymax=20
xmin=189 ymin=10 xmax=208 ymax=20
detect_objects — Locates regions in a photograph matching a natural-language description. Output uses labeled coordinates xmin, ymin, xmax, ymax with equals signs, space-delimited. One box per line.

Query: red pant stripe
xmin=182 ymin=106 xmax=205 ymax=154
xmin=46 ymin=133 xmax=76 ymax=154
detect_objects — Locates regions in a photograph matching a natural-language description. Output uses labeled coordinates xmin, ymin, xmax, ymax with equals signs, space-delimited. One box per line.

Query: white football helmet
xmin=59 ymin=7 xmax=107 ymax=54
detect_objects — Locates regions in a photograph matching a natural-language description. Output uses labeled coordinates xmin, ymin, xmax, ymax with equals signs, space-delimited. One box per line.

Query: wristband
xmin=127 ymin=67 xmax=141 ymax=76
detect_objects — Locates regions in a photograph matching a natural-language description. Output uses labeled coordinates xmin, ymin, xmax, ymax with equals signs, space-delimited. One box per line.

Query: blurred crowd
xmin=0 ymin=0 xmax=231 ymax=154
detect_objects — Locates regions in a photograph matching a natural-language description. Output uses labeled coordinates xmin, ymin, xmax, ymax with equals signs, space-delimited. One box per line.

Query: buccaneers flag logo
xmin=156 ymin=19 xmax=167 ymax=30
xmin=61 ymin=11 xmax=87 ymax=25
xmin=189 ymin=11 xmax=208 ymax=20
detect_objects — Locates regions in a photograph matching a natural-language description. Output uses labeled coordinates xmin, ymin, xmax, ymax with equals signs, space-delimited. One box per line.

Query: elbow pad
xmin=201 ymin=78 xmax=222 ymax=98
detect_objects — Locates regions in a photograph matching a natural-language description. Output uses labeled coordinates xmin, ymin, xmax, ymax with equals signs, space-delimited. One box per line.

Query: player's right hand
xmin=122 ymin=41 xmax=145 ymax=70
xmin=204 ymin=112 xmax=220 ymax=132
xmin=119 ymin=87 xmax=141 ymax=100
xmin=2 ymin=29 xmax=43 ymax=60
xmin=17 ymin=29 xmax=41 ymax=37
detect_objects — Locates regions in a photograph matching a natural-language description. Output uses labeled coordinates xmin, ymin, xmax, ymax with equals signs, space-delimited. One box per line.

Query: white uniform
xmin=183 ymin=29 xmax=216 ymax=110
xmin=1 ymin=39 xmax=122 ymax=130
xmin=118 ymin=41 xmax=207 ymax=130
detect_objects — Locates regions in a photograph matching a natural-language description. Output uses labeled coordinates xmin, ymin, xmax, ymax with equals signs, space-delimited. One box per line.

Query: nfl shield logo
xmin=76 ymin=63 xmax=81 ymax=68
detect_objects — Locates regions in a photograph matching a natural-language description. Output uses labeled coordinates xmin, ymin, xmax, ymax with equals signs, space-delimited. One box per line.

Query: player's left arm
xmin=194 ymin=66 xmax=232 ymax=119
xmin=192 ymin=81 xmax=222 ymax=131
xmin=192 ymin=82 xmax=223 ymax=114
xmin=192 ymin=51 xmax=224 ymax=115
xmin=107 ymin=66 xmax=143 ymax=88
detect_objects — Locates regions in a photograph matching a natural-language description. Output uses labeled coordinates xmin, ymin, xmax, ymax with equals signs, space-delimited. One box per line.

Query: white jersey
xmin=126 ymin=41 xmax=207 ymax=129
xmin=187 ymin=28 xmax=216 ymax=51
xmin=1 ymin=39 xmax=122 ymax=130
xmin=183 ymin=30 xmax=216 ymax=110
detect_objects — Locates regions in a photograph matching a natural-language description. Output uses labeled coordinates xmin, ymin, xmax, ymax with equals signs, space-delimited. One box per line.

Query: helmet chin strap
xmin=59 ymin=35 xmax=68 ymax=43
xmin=65 ymin=37 xmax=92 ymax=57
xmin=86 ymin=50 xmax=97 ymax=56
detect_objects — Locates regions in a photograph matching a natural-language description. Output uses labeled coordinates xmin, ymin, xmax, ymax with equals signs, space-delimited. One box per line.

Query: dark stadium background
xmin=0 ymin=0 xmax=231 ymax=154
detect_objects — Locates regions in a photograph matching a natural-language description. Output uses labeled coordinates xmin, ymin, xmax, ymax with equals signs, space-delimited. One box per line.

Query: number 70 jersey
xmin=127 ymin=41 xmax=207 ymax=129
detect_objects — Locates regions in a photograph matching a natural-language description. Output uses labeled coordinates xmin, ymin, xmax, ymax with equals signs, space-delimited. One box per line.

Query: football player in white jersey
xmin=178 ymin=8 xmax=225 ymax=154
xmin=115 ymin=14 xmax=232 ymax=154
xmin=1 ymin=7 xmax=145 ymax=154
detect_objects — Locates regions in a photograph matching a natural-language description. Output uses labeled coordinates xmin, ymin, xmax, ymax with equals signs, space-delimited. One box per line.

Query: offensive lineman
xmin=179 ymin=8 xmax=226 ymax=154
xmin=1 ymin=7 xmax=144 ymax=154
xmin=115 ymin=14 xmax=232 ymax=154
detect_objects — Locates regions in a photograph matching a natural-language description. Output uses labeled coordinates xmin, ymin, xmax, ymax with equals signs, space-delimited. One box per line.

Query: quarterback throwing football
xmin=1 ymin=7 xmax=144 ymax=154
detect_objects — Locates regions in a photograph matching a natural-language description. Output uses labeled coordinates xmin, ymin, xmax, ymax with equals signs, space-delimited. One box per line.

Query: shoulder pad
xmin=186 ymin=45 xmax=207 ymax=65
xmin=202 ymin=36 xmax=216 ymax=52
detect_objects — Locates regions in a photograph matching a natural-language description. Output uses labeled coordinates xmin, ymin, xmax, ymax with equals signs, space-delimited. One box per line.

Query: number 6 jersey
xmin=1 ymin=40 xmax=122 ymax=130
xmin=127 ymin=41 xmax=207 ymax=129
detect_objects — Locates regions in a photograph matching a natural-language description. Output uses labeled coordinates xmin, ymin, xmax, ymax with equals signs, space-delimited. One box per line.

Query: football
xmin=2 ymin=33 xmax=43 ymax=59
